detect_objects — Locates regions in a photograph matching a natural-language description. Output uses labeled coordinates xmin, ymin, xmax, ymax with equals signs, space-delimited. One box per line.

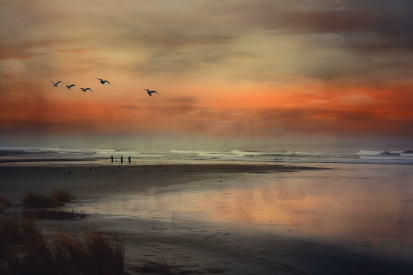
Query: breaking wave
xmin=1 ymin=146 xmax=412 ymax=164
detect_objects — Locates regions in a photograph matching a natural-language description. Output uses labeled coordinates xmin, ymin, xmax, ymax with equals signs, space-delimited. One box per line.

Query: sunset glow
xmin=1 ymin=0 xmax=413 ymax=142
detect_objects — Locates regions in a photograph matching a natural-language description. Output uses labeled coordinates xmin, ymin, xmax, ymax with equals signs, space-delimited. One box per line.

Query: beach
xmin=1 ymin=162 xmax=413 ymax=274
xmin=2 ymin=0 xmax=413 ymax=273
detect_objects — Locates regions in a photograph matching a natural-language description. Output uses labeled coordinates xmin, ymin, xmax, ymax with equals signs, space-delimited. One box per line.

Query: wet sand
xmin=1 ymin=163 xmax=412 ymax=274
xmin=0 ymin=164 xmax=317 ymax=204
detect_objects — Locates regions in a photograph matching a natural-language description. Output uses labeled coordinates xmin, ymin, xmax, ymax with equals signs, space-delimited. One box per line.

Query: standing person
xmin=111 ymin=155 xmax=113 ymax=163
xmin=128 ymin=156 xmax=131 ymax=163
xmin=121 ymin=156 xmax=123 ymax=164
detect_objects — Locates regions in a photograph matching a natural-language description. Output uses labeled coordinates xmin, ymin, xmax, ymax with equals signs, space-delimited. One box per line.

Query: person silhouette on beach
xmin=121 ymin=156 xmax=123 ymax=164
xmin=111 ymin=155 xmax=113 ymax=163
xmin=128 ymin=156 xmax=131 ymax=163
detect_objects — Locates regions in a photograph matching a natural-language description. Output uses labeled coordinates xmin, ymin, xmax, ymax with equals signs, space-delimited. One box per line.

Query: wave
xmin=2 ymin=146 xmax=413 ymax=165
xmin=356 ymin=150 xmax=386 ymax=155
xmin=170 ymin=149 xmax=220 ymax=154
xmin=357 ymin=150 xmax=413 ymax=157
xmin=134 ymin=154 xmax=165 ymax=157
xmin=198 ymin=153 xmax=242 ymax=158
xmin=171 ymin=149 xmax=323 ymax=157
xmin=230 ymin=150 xmax=267 ymax=156
xmin=171 ymin=149 xmax=262 ymax=157
xmin=286 ymin=150 xmax=321 ymax=155
xmin=360 ymin=156 xmax=404 ymax=160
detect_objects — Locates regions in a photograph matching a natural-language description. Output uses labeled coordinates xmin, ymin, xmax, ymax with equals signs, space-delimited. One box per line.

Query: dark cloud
xmin=204 ymin=0 xmax=413 ymax=54
xmin=285 ymin=6 xmax=413 ymax=36
xmin=206 ymin=0 xmax=413 ymax=35
xmin=252 ymin=107 xmax=413 ymax=138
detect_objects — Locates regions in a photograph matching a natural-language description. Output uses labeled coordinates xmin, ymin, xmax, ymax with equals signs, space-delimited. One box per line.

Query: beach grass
xmin=0 ymin=216 xmax=125 ymax=275
xmin=22 ymin=209 xmax=86 ymax=221
xmin=22 ymin=189 xmax=74 ymax=208
xmin=22 ymin=191 xmax=62 ymax=208
xmin=0 ymin=195 xmax=12 ymax=213
xmin=52 ymin=189 xmax=74 ymax=203
xmin=139 ymin=257 xmax=187 ymax=274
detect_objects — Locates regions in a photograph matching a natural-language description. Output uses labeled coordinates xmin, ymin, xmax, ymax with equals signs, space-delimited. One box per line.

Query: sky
xmin=1 ymin=0 xmax=413 ymax=146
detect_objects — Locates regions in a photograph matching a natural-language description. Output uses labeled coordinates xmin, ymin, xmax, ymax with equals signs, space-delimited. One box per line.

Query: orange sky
xmin=1 ymin=0 xmax=413 ymax=142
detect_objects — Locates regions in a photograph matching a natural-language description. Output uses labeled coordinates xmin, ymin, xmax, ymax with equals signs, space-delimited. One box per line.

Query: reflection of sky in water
xmin=71 ymin=163 xmax=413 ymax=259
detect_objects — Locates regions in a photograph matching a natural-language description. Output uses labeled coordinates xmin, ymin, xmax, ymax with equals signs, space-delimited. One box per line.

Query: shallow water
xmin=70 ymin=163 xmax=413 ymax=261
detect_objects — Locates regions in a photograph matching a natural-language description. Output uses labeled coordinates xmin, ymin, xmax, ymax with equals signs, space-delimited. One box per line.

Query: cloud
xmin=0 ymin=39 xmax=81 ymax=60
xmin=1 ymin=82 xmax=412 ymax=138
xmin=118 ymin=105 xmax=139 ymax=110
xmin=127 ymin=31 xmax=236 ymax=53
xmin=134 ymin=47 xmax=253 ymax=76
xmin=0 ymin=0 xmax=61 ymax=39
xmin=0 ymin=1 xmax=83 ymax=59
xmin=206 ymin=0 xmax=413 ymax=35
xmin=203 ymin=0 xmax=413 ymax=54
xmin=57 ymin=48 xmax=88 ymax=54
xmin=0 ymin=44 xmax=41 ymax=60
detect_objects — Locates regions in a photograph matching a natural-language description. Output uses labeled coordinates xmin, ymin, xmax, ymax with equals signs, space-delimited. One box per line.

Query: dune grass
xmin=23 ymin=209 xmax=86 ymax=221
xmin=22 ymin=189 xmax=74 ymax=208
xmin=22 ymin=191 xmax=60 ymax=208
xmin=0 ymin=195 xmax=12 ymax=213
xmin=139 ymin=257 xmax=191 ymax=274
xmin=52 ymin=189 xmax=74 ymax=203
xmin=0 ymin=215 xmax=125 ymax=275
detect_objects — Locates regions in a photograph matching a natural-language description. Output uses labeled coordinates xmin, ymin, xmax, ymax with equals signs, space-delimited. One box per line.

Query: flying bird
xmin=50 ymin=81 xmax=62 ymax=87
xmin=80 ymin=88 xmax=93 ymax=93
xmin=143 ymin=89 xmax=160 ymax=96
xmin=66 ymin=84 xmax=75 ymax=89
xmin=96 ymin=78 xmax=113 ymax=86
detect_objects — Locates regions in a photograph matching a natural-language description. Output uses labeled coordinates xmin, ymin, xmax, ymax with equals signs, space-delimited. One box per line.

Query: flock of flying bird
xmin=50 ymin=79 xmax=161 ymax=96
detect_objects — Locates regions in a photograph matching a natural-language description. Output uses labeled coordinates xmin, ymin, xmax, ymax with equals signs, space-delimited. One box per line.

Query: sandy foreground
xmin=1 ymin=163 xmax=412 ymax=275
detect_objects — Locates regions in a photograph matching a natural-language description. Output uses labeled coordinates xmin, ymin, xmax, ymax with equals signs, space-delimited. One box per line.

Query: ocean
xmin=1 ymin=141 xmax=413 ymax=165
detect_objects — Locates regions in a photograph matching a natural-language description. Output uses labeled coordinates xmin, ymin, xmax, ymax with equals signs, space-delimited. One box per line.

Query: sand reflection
xmin=74 ymin=164 xmax=413 ymax=255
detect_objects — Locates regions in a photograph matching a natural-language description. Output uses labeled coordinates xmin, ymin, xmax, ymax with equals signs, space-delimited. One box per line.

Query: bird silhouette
xmin=50 ymin=81 xmax=62 ymax=87
xmin=96 ymin=78 xmax=113 ymax=86
xmin=66 ymin=84 xmax=75 ymax=89
xmin=80 ymin=88 xmax=93 ymax=93
xmin=143 ymin=89 xmax=160 ymax=96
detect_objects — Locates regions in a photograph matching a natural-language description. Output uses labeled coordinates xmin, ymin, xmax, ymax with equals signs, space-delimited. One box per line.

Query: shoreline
xmin=0 ymin=164 xmax=322 ymax=203
xmin=2 ymin=156 xmax=413 ymax=166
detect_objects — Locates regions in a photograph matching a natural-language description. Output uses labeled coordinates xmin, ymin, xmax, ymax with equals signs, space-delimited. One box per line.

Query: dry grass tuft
xmin=52 ymin=189 xmax=74 ymax=203
xmin=22 ymin=191 xmax=61 ymax=208
xmin=0 ymin=216 xmax=56 ymax=275
xmin=0 ymin=215 xmax=20 ymax=243
xmin=139 ymin=257 xmax=187 ymax=274
xmin=0 ymin=195 xmax=12 ymax=213
xmin=0 ymin=216 xmax=125 ymax=275
xmin=22 ymin=189 xmax=74 ymax=208
xmin=23 ymin=209 xmax=86 ymax=221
